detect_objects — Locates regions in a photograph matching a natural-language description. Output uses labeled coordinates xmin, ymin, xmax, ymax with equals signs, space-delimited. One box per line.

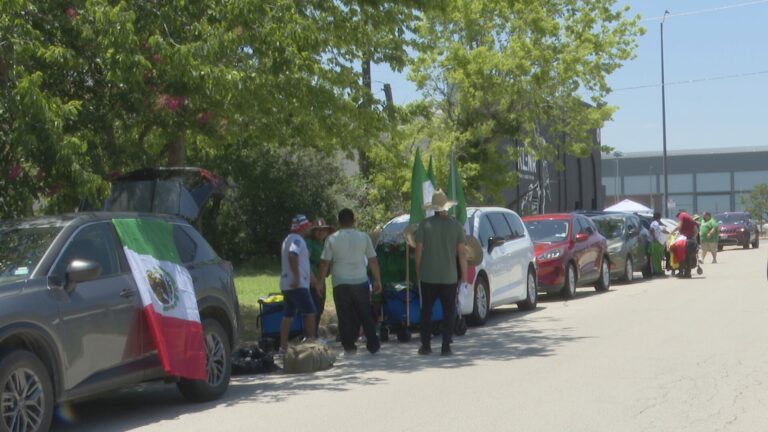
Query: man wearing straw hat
xmin=414 ymin=190 xmax=467 ymax=356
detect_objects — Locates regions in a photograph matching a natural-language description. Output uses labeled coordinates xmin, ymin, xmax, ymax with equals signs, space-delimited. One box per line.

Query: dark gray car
xmin=590 ymin=213 xmax=650 ymax=282
xmin=0 ymin=212 xmax=240 ymax=432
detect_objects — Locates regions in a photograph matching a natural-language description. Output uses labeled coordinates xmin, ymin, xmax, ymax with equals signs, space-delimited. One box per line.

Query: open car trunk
xmin=102 ymin=167 xmax=231 ymax=223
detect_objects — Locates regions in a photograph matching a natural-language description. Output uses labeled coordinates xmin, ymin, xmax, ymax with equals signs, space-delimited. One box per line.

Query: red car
xmin=522 ymin=213 xmax=610 ymax=298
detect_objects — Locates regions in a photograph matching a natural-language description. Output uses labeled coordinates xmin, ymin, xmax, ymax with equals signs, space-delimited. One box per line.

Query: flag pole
xmin=405 ymin=239 xmax=410 ymax=327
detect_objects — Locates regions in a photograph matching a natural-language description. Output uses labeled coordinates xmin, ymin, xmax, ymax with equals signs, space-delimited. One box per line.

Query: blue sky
xmin=371 ymin=0 xmax=768 ymax=153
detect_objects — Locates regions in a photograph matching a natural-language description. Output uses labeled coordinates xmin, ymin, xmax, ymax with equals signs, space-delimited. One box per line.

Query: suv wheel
xmin=177 ymin=319 xmax=231 ymax=402
xmin=467 ymin=277 xmax=489 ymax=326
xmin=562 ymin=263 xmax=577 ymax=299
xmin=517 ymin=269 xmax=538 ymax=311
xmin=0 ymin=351 xmax=54 ymax=432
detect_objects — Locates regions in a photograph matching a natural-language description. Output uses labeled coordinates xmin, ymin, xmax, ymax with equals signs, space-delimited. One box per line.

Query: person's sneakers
xmin=343 ymin=346 xmax=358 ymax=356
xmin=418 ymin=345 xmax=432 ymax=355
xmin=440 ymin=345 xmax=453 ymax=356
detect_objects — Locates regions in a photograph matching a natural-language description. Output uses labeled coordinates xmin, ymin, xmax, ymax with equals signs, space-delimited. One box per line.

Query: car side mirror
xmin=575 ymin=233 xmax=589 ymax=242
xmin=64 ymin=260 xmax=101 ymax=292
xmin=488 ymin=236 xmax=506 ymax=252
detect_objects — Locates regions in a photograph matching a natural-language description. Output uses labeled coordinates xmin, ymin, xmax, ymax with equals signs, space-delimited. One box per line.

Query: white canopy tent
xmin=604 ymin=199 xmax=653 ymax=213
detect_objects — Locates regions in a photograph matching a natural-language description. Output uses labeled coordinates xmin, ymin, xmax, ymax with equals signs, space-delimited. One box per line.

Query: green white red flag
xmin=410 ymin=148 xmax=435 ymax=224
xmin=112 ymin=218 xmax=207 ymax=380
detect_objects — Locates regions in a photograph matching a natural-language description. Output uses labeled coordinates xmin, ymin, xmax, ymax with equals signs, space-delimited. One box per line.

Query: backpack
xmin=283 ymin=341 xmax=336 ymax=374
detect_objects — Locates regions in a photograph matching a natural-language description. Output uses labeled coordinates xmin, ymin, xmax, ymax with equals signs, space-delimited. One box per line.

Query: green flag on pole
xmin=410 ymin=148 xmax=435 ymax=224
xmin=427 ymin=156 xmax=436 ymax=185
xmin=448 ymin=152 xmax=467 ymax=225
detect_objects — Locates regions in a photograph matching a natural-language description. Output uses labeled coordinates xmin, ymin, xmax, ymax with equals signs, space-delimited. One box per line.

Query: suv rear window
xmin=173 ymin=224 xmax=219 ymax=264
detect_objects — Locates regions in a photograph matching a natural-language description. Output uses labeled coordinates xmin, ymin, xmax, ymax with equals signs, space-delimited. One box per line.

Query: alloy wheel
xmin=205 ymin=332 xmax=226 ymax=387
xmin=1 ymin=368 xmax=45 ymax=432
xmin=476 ymin=282 xmax=488 ymax=321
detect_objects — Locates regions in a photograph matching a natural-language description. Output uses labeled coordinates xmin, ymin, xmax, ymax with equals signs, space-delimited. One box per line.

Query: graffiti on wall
xmin=518 ymin=149 xmax=551 ymax=215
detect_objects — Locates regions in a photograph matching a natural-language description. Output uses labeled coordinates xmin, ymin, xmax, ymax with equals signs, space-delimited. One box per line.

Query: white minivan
xmin=377 ymin=207 xmax=537 ymax=326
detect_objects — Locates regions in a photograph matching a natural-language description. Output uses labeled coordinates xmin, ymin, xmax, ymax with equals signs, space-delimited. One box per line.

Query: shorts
xmin=282 ymin=288 xmax=317 ymax=318
xmin=701 ymin=242 xmax=718 ymax=254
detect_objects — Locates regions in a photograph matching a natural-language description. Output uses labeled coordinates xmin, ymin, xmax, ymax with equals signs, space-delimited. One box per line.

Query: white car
xmin=378 ymin=207 xmax=537 ymax=327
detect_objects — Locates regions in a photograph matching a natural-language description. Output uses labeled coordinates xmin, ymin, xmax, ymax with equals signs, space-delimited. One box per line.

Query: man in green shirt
xmin=415 ymin=190 xmax=467 ymax=356
xmin=699 ymin=212 xmax=719 ymax=263
xmin=306 ymin=219 xmax=333 ymax=327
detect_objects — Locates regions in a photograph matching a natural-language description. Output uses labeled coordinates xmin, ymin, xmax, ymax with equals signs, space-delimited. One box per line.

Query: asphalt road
xmin=52 ymin=246 xmax=768 ymax=432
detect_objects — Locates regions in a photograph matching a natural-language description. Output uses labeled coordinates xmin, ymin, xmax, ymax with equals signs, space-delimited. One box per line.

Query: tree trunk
xmin=167 ymin=136 xmax=186 ymax=167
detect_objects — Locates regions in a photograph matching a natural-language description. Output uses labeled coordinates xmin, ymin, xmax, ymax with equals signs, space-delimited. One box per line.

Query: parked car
xmin=522 ymin=213 xmax=610 ymax=298
xmin=588 ymin=213 xmax=650 ymax=282
xmin=715 ymin=212 xmax=759 ymax=250
xmin=377 ymin=207 xmax=537 ymax=327
xmin=0 ymin=213 xmax=239 ymax=432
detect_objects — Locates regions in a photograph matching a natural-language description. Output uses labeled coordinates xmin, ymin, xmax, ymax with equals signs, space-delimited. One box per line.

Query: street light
xmin=661 ymin=10 xmax=670 ymax=218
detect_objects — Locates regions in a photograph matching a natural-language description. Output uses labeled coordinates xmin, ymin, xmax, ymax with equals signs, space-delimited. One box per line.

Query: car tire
xmin=0 ymin=350 xmax=54 ymax=432
xmin=562 ymin=263 xmax=577 ymax=299
xmin=467 ymin=277 xmax=490 ymax=326
xmin=517 ymin=269 xmax=538 ymax=311
xmin=752 ymin=236 xmax=759 ymax=249
xmin=177 ymin=319 xmax=231 ymax=403
xmin=621 ymin=256 xmax=634 ymax=282
xmin=595 ymin=257 xmax=611 ymax=292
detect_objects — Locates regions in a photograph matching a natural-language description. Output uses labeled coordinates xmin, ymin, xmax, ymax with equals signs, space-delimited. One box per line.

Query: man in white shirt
xmin=279 ymin=215 xmax=318 ymax=352
xmin=319 ymin=208 xmax=382 ymax=354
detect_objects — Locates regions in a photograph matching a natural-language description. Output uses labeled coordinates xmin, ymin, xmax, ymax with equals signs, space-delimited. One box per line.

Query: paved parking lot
xmin=53 ymin=247 xmax=768 ymax=432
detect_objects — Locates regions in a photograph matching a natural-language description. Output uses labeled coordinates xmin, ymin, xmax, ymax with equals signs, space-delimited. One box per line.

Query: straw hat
xmin=464 ymin=235 xmax=484 ymax=266
xmin=423 ymin=189 xmax=458 ymax=212
xmin=310 ymin=218 xmax=334 ymax=233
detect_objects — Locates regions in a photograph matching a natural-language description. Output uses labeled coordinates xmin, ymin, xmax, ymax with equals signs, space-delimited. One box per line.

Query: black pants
xmin=419 ymin=282 xmax=457 ymax=348
xmin=332 ymin=283 xmax=379 ymax=352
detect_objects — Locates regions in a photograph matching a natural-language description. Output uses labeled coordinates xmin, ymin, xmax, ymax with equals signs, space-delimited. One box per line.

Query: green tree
xmin=408 ymin=0 xmax=644 ymax=202
xmin=741 ymin=183 xmax=768 ymax=226
xmin=1 ymin=0 xmax=428 ymax=218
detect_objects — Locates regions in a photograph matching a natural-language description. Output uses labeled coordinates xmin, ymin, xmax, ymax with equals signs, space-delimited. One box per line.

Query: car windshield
xmin=524 ymin=220 xmax=569 ymax=243
xmin=0 ymin=223 xmax=62 ymax=283
xmin=716 ymin=214 xmax=748 ymax=225
xmin=591 ymin=216 xmax=625 ymax=240
xmin=378 ymin=219 xmax=410 ymax=245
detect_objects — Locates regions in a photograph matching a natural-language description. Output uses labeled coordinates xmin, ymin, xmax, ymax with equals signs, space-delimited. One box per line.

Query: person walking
xmin=649 ymin=212 xmax=665 ymax=276
xmin=414 ymin=190 xmax=467 ymax=356
xmin=318 ymin=209 xmax=382 ymax=355
xmin=672 ymin=209 xmax=699 ymax=278
xmin=279 ymin=215 xmax=318 ymax=353
xmin=699 ymin=212 xmax=719 ymax=263
xmin=306 ymin=218 xmax=333 ymax=327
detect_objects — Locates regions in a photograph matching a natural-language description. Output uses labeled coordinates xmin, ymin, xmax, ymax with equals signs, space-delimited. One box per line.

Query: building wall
xmin=601 ymin=147 xmax=768 ymax=216
xmin=504 ymin=129 xmax=604 ymax=215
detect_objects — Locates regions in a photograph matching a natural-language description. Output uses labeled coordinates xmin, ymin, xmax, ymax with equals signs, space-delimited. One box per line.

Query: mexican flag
xmin=448 ymin=152 xmax=467 ymax=225
xmin=410 ymin=148 xmax=435 ymax=224
xmin=112 ymin=218 xmax=207 ymax=381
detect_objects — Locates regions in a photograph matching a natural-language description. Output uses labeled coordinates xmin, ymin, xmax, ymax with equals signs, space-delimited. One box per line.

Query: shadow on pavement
xmin=52 ymin=306 xmax=590 ymax=431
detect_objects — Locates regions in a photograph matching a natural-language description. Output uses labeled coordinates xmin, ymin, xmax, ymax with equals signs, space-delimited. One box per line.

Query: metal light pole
xmin=613 ymin=151 xmax=623 ymax=204
xmin=661 ymin=10 xmax=670 ymax=217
